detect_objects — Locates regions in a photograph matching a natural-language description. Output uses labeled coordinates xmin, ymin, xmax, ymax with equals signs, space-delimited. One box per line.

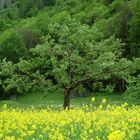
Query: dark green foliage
xmin=17 ymin=0 xmax=43 ymax=18
xmin=106 ymin=2 xmax=132 ymax=40
xmin=0 ymin=0 xmax=49 ymax=19
xmin=102 ymin=0 xmax=115 ymax=5
xmin=0 ymin=18 xmax=7 ymax=32
xmin=18 ymin=27 xmax=41 ymax=49
xmin=0 ymin=59 xmax=14 ymax=99
xmin=125 ymin=75 xmax=140 ymax=99
xmin=129 ymin=0 xmax=140 ymax=57
xmin=0 ymin=30 xmax=28 ymax=63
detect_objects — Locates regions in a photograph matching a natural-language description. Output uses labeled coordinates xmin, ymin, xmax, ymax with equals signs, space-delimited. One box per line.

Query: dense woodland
xmin=0 ymin=0 xmax=140 ymax=108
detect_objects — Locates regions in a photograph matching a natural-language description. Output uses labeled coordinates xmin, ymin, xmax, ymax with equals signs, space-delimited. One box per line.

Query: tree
xmin=129 ymin=0 xmax=140 ymax=57
xmin=18 ymin=27 xmax=41 ymax=50
xmin=0 ymin=0 xmax=16 ymax=9
xmin=27 ymin=21 xmax=128 ymax=109
xmin=0 ymin=30 xmax=28 ymax=63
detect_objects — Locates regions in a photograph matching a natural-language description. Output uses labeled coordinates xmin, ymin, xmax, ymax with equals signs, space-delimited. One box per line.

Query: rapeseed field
xmin=0 ymin=99 xmax=139 ymax=140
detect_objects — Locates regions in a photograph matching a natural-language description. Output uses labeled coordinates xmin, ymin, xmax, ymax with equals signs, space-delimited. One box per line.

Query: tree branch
xmin=68 ymin=75 xmax=91 ymax=91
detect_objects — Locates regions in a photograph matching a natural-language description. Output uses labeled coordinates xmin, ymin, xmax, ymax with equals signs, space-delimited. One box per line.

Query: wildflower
xmin=39 ymin=134 xmax=43 ymax=139
xmin=89 ymin=129 xmax=93 ymax=133
xmin=2 ymin=104 xmax=7 ymax=109
xmin=102 ymin=98 xmax=107 ymax=104
xmin=0 ymin=134 xmax=3 ymax=139
xmin=108 ymin=130 xmax=125 ymax=140
xmin=92 ymin=97 xmax=96 ymax=102
xmin=0 ymin=102 xmax=139 ymax=140
xmin=99 ymin=105 xmax=103 ymax=109
xmin=123 ymin=102 xmax=128 ymax=107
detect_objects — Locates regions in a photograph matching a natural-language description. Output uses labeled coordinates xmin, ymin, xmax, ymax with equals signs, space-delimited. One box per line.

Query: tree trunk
xmin=63 ymin=89 xmax=71 ymax=109
xmin=115 ymin=78 xmax=126 ymax=93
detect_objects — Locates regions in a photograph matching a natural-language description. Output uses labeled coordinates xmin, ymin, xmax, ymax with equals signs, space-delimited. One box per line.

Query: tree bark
xmin=63 ymin=89 xmax=71 ymax=109
xmin=63 ymin=76 xmax=91 ymax=109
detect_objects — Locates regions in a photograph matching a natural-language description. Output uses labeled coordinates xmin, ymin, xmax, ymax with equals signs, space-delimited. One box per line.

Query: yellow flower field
xmin=0 ymin=100 xmax=140 ymax=140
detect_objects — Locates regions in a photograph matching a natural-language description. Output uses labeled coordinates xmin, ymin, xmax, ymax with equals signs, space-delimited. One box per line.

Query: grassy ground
xmin=0 ymin=92 xmax=139 ymax=109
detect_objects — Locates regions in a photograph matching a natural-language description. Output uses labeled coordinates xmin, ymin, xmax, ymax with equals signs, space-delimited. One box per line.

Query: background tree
xmin=129 ymin=0 xmax=140 ymax=57
xmin=0 ymin=30 xmax=28 ymax=63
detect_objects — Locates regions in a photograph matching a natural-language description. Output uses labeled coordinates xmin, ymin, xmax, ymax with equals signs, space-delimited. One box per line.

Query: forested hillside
xmin=0 ymin=0 xmax=140 ymax=108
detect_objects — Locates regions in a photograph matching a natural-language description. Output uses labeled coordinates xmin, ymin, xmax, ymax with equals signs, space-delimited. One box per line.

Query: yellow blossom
xmin=92 ymin=97 xmax=96 ymax=102
xmin=108 ymin=130 xmax=125 ymax=140
xmin=0 ymin=102 xmax=139 ymax=140
xmin=102 ymin=98 xmax=107 ymax=104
